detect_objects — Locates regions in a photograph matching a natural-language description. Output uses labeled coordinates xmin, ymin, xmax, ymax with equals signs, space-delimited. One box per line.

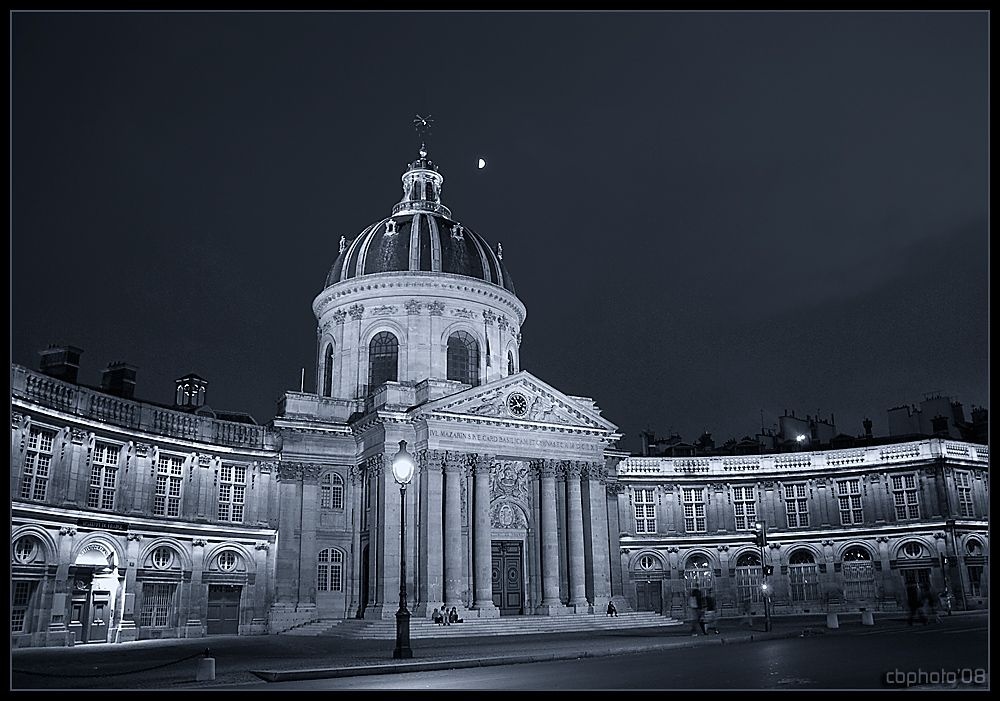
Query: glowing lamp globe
xmin=392 ymin=440 xmax=415 ymax=486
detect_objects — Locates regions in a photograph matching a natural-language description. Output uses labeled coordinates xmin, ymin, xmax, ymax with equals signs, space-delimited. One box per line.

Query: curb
xmin=248 ymin=628 xmax=806 ymax=683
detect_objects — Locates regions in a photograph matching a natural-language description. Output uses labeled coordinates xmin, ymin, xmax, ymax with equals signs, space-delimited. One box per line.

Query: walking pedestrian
xmin=906 ymin=584 xmax=925 ymax=625
xmin=689 ymin=588 xmax=707 ymax=636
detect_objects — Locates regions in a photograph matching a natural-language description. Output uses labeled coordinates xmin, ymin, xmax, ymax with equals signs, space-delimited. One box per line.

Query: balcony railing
xmin=619 ymin=437 xmax=988 ymax=477
xmin=12 ymin=364 xmax=275 ymax=450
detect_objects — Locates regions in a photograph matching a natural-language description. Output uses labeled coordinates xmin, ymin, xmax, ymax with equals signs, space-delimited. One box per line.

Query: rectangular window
xmin=890 ymin=474 xmax=920 ymax=520
xmin=968 ymin=566 xmax=983 ymax=596
xmin=22 ymin=427 xmax=56 ymax=502
xmin=88 ymin=442 xmax=121 ymax=510
xmin=784 ymin=483 xmax=809 ymax=528
xmin=956 ymin=471 xmax=974 ymax=518
xmin=633 ymin=488 xmax=656 ymax=534
xmin=218 ymin=465 xmax=247 ymax=522
xmin=139 ymin=583 xmax=173 ymax=627
xmin=836 ymin=479 xmax=864 ymax=525
xmin=11 ymin=581 xmax=36 ymax=633
xmin=732 ymin=485 xmax=757 ymax=530
xmin=682 ymin=487 xmax=706 ymax=532
xmin=154 ymin=455 xmax=184 ymax=517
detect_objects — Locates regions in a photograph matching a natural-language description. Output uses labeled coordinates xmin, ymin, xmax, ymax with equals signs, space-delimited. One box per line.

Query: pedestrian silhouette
xmin=689 ymin=588 xmax=707 ymax=635
xmin=607 ymin=601 xmax=619 ymax=617
xmin=906 ymin=584 xmax=925 ymax=625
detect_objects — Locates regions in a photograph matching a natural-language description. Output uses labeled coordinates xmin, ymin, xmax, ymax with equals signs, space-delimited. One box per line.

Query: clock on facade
xmin=506 ymin=392 xmax=528 ymax=417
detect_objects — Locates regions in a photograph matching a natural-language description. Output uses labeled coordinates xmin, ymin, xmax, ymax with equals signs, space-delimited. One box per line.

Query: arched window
xmin=447 ymin=331 xmax=480 ymax=386
xmin=507 ymin=350 xmax=515 ymax=376
xmin=842 ymin=547 xmax=876 ymax=601
xmin=368 ymin=332 xmax=398 ymax=389
xmin=789 ymin=550 xmax=819 ymax=601
xmin=323 ymin=344 xmax=334 ymax=397
xmin=735 ymin=551 xmax=763 ymax=603
xmin=317 ymin=548 xmax=343 ymax=592
xmin=683 ymin=554 xmax=714 ymax=603
xmin=321 ymin=472 xmax=344 ymax=510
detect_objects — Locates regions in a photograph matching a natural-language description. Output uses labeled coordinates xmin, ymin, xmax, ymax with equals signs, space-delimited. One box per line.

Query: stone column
xmin=471 ymin=454 xmax=499 ymax=617
xmin=418 ymin=450 xmax=445 ymax=616
xmin=583 ymin=461 xmax=612 ymax=614
xmin=565 ymin=461 xmax=589 ymax=611
xmin=443 ymin=452 xmax=466 ymax=612
xmin=348 ymin=463 xmax=365 ymax=618
xmin=536 ymin=459 xmax=564 ymax=614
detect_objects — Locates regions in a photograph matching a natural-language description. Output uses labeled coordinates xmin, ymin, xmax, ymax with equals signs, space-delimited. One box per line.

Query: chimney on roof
xmin=38 ymin=345 xmax=84 ymax=383
xmin=102 ymin=362 xmax=138 ymax=399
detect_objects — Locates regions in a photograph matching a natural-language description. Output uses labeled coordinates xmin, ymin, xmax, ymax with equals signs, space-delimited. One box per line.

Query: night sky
xmin=11 ymin=11 xmax=989 ymax=454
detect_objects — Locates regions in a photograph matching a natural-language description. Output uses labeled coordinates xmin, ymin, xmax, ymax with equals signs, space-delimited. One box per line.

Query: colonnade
xmin=406 ymin=450 xmax=613 ymax=618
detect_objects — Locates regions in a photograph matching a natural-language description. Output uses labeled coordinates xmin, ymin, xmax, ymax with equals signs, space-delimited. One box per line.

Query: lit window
xmin=218 ymin=465 xmax=247 ymax=522
xmin=368 ymin=332 xmax=399 ymax=388
xmin=447 ymin=331 xmax=480 ymax=387
xmin=154 ymin=455 xmax=184 ymax=517
xmin=638 ymin=555 xmax=656 ymax=570
xmin=683 ymin=555 xmax=714 ymax=601
xmin=634 ymin=489 xmax=656 ymax=534
xmin=321 ymin=472 xmax=344 ymax=510
xmin=890 ymin=474 xmax=920 ymax=520
xmin=317 ymin=548 xmax=343 ymax=592
xmin=836 ymin=479 xmax=864 ymax=525
xmin=88 ymin=442 xmax=121 ymax=510
xmin=956 ymin=471 xmax=973 ymax=517
xmin=732 ymin=485 xmax=757 ymax=530
xmin=682 ymin=488 xmax=706 ymax=532
xmin=784 ymin=483 xmax=810 ymax=527
xmin=842 ymin=547 xmax=876 ymax=600
xmin=22 ymin=427 xmax=56 ymax=502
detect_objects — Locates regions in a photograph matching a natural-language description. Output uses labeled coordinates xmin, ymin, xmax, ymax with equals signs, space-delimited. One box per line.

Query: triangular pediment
xmin=415 ymin=371 xmax=617 ymax=432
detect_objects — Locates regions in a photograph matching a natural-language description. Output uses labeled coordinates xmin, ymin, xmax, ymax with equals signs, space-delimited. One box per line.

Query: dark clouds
xmin=11 ymin=12 xmax=988 ymax=452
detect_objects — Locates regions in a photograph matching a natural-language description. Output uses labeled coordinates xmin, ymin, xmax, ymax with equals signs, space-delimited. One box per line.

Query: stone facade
xmin=615 ymin=441 xmax=989 ymax=620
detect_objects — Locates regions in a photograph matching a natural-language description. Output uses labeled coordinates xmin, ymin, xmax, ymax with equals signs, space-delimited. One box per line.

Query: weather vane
xmin=414 ymin=114 xmax=433 ymax=151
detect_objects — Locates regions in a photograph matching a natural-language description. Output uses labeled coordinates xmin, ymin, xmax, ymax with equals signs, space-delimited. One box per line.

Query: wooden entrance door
xmin=491 ymin=541 xmax=524 ymax=615
xmin=206 ymin=585 xmax=241 ymax=635
xmin=636 ymin=581 xmax=662 ymax=613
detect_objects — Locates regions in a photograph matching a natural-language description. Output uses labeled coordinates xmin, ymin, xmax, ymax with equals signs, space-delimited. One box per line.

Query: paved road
xmin=214 ymin=616 xmax=990 ymax=690
xmin=11 ymin=611 xmax=988 ymax=690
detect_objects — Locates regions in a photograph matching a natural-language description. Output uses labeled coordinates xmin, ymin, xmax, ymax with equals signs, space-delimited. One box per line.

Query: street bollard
xmin=861 ymin=610 xmax=874 ymax=626
xmin=196 ymin=648 xmax=216 ymax=682
xmin=826 ymin=612 xmax=839 ymax=629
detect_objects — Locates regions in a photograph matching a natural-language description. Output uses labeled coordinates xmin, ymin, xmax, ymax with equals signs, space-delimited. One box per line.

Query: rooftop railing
xmin=12 ymin=364 xmax=277 ymax=450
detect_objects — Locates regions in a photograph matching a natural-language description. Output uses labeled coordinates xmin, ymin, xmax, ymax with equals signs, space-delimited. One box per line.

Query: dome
xmin=324 ymin=148 xmax=515 ymax=294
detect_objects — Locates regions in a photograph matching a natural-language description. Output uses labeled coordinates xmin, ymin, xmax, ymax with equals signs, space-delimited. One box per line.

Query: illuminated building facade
xmin=11 ymin=148 xmax=627 ymax=647
xmin=617 ymin=425 xmax=989 ymax=620
xmin=10 ymin=148 xmax=988 ymax=648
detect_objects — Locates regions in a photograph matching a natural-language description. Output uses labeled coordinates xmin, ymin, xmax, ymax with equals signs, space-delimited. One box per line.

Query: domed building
xmin=11 ymin=147 xmax=628 ymax=647
xmin=276 ymin=146 xmax=625 ymax=628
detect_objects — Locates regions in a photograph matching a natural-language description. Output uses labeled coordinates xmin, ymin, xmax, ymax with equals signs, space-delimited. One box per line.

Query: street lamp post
xmin=755 ymin=520 xmax=772 ymax=632
xmin=391 ymin=440 xmax=415 ymax=659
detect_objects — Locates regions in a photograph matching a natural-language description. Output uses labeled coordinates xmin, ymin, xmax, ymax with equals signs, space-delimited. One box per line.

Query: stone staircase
xmin=282 ymin=610 xmax=682 ymax=639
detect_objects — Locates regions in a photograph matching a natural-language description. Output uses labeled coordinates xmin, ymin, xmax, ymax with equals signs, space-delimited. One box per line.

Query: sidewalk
xmin=11 ymin=611 xmax=972 ymax=689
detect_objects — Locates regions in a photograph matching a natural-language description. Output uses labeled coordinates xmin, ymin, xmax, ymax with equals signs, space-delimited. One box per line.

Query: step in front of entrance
xmin=283 ymin=611 xmax=682 ymax=639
